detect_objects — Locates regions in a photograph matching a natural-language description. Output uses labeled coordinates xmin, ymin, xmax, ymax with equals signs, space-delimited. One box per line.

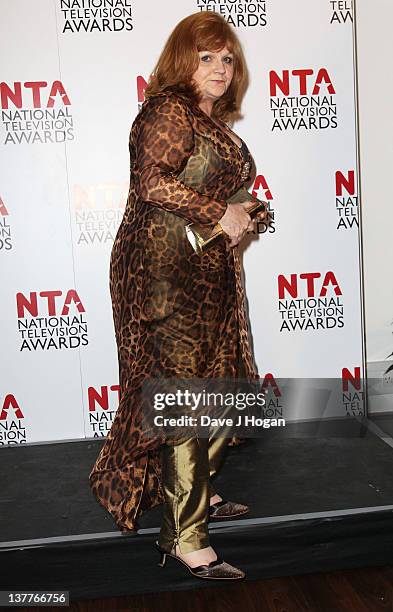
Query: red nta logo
xmin=251 ymin=175 xmax=273 ymax=200
xmin=136 ymin=76 xmax=148 ymax=103
xmin=278 ymin=272 xmax=342 ymax=299
xmin=342 ymin=367 xmax=362 ymax=391
xmin=88 ymin=385 xmax=120 ymax=412
xmin=0 ymin=395 xmax=24 ymax=420
xmin=16 ymin=290 xmax=85 ymax=318
xmin=336 ymin=170 xmax=355 ymax=196
xmin=260 ymin=373 xmax=281 ymax=397
xmin=0 ymin=81 xmax=71 ymax=109
xmin=0 ymin=196 xmax=9 ymax=216
xmin=269 ymin=69 xmax=336 ymax=96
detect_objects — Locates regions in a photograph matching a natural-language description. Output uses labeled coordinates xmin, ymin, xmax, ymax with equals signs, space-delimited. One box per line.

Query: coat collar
xmin=146 ymin=86 xmax=238 ymax=152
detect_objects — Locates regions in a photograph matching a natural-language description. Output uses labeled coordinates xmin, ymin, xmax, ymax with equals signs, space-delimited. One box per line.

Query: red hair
xmin=144 ymin=12 xmax=248 ymax=121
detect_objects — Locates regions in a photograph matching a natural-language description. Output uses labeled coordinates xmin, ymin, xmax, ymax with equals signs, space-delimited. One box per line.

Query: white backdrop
xmin=0 ymin=0 xmax=365 ymax=445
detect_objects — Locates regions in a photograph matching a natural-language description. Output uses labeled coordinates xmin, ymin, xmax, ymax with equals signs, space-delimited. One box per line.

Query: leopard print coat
xmin=88 ymin=86 xmax=261 ymax=533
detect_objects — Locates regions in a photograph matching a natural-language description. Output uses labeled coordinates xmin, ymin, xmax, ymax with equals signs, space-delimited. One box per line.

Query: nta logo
xmin=1 ymin=81 xmax=74 ymax=144
xmin=16 ymin=290 xmax=88 ymax=351
xmin=0 ymin=81 xmax=71 ymax=109
xmin=269 ymin=69 xmax=337 ymax=131
xmin=278 ymin=272 xmax=342 ymax=299
xmin=269 ymin=69 xmax=335 ymax=97
xmin=277 ymin=272 xmax=344 ymax=331
xmin=335 ymin=170 xmax=358 ymax=230
xmin=17 ymin=290 xmax=84 ymax=317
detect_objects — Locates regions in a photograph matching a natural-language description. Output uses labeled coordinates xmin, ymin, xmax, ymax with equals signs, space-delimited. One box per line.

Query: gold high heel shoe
xmin=155 ymin=541 xmax=245 ymax=580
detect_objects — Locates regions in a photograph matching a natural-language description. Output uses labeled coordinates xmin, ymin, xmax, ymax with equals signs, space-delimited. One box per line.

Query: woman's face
xmin=192 ymin=46 xmax=234 ymax=102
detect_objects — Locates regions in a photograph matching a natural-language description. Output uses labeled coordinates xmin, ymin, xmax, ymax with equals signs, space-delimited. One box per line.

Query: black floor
xmin=2 ymin=417 xmax=393 ymax=602
xmin=1 ymin=417 xmax=392 ymax=541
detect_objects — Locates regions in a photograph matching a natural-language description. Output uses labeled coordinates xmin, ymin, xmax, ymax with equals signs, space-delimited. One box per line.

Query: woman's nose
xmin=214 ymin=62 xmax=226 ymax=73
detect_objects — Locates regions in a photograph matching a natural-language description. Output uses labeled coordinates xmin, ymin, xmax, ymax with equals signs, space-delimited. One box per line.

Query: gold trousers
xmin=158 ymin=434 xmax=229 ymax=554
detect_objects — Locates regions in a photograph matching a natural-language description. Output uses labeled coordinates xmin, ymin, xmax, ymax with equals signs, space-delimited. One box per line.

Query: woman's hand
xmin=218 ymin=201 xmax=265 ymax=247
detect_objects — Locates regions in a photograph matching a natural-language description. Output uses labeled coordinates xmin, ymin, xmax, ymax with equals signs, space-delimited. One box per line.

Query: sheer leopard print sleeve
xmin=133 ymin=94 xmax=228 ymax=226
xmin=226 ymin=185 xmax=265 ymax=206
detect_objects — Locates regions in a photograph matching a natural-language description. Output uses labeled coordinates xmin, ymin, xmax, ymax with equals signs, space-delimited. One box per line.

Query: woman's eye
xmin=200 ymin=54 xmax=232 ymax=64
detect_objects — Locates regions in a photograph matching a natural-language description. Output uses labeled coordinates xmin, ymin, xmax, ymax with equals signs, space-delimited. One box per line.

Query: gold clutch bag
xmin=185 ymin=199 xmax=266 ymax=254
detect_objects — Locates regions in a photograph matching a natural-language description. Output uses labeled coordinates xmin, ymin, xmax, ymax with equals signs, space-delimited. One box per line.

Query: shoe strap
xmin=193 ymin=557 xmax=224 ymax=573
xmin=209 ymin=500 xmax=228 ymax=512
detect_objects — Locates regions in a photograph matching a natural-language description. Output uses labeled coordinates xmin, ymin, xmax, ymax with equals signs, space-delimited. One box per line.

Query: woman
xmin=89 ymin=11 xmax=267 ymax=581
